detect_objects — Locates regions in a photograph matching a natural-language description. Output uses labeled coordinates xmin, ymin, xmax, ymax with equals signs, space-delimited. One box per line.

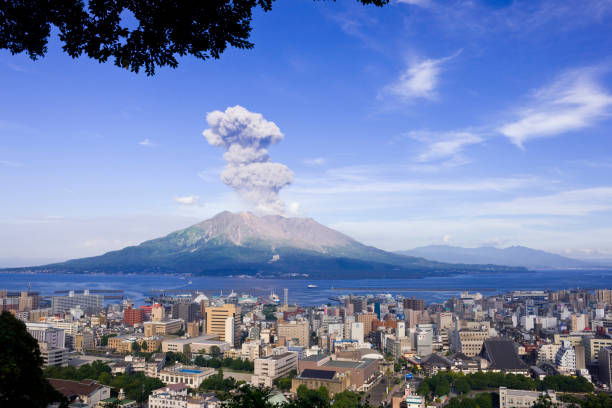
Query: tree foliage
xmin=0 ymin=0 xmax=389 ymax=75
xmin=193 ymin=355 xmax=254 ymax=372
xmin=198 ymin=370 xmax=238 ymax=394
xmin=419 ymin=370 xmax=593 ymax=406
xmin=0 ymin=311 xmax=66 ymax=407
xmin=43 ymin=361 xmax=163 ymax=402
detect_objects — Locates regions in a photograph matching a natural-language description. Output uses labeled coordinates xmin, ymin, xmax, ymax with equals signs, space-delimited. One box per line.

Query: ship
xmin=269 ymin=291 xmax=280 ymax=303
xmin=307 ymin=284 xmax=318 ymax=288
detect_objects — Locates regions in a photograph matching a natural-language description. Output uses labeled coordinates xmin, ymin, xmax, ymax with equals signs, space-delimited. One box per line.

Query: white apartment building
xmin=537 ymin=343 xmax=561 ymax=365
xmin=555 ymin=341 xmax=576 ymax=374
xmin=251 ymin=352 xmax=298 ymax=387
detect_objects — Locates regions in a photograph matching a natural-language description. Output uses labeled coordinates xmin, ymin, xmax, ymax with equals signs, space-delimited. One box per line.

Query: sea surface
xmin=1 ymin=269 xmax=611 ymax=306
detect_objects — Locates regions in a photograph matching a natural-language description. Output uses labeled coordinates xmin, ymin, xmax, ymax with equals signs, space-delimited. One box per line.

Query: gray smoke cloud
xmin=203 ymin=105 xmax=294 ymax=214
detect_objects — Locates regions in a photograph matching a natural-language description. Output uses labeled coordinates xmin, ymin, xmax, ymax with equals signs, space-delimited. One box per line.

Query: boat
xmin=307 ymin=284 xmax=318 ymax=288
xmin=269 ymin=291 xmax=280 ymax=303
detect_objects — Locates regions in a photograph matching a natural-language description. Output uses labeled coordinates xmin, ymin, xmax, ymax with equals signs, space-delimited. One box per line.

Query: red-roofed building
xmin=48 ymin=378 xmax=110 ymax=408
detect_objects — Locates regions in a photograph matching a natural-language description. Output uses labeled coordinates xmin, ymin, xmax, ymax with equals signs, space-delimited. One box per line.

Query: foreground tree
xmin=0 ymin=311 xmax=65 ymax=407
xmin=0 ymin=0 xmax=389 ymax=75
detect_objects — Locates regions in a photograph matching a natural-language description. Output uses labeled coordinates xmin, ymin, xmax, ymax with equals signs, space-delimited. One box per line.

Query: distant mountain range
xmin=2 ymin=211 xmax=526 ymax=279
xmin=397 ymin=245 xmax=609 ymax=270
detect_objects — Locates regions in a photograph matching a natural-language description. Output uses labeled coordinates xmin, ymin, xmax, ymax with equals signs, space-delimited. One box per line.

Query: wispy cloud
xmin=396 ymin=0 xmax=431 ymax=6
xmin=139 ymin=138 xmax=155 ymax=147
xmin=0 ymin=160 xmax=22 ymax=167
xmin=478 ymin=187 xmax=612 ymax=217
xmin=174 ymin=195 xmax=201 ymax=206
xmin=498 ymin=68 xmax=612 ymax=147
xmin=302 ymin=157 xmax=327 ymax=166
xmin=407 ymin=130 xmax=483 ymax=162
xmin=383 ymin=50 xmax=462 ymax=101
xmin=5 ymin=63 xmax=29 ymax=73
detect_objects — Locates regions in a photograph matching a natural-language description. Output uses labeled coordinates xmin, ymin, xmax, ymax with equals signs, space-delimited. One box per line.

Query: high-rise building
xmin=205 ymin=303 xmax=241 ymax=346
xmin=151 ymin=303 xmax=166 ymax=322
xmin=123 ymin=306 xmax=144 ymax=326
xmin=599 ymin=347 xmax=612 ymax=390
xmin=277 ymin=320 xmax=310 ymax=347
xmin=172 ymin=302 xmax=199 ymax=322
xmin=26 ymin=323 xmax=66 ymax=348
xmin=596 ymin=289 xmax=612 ymax=304
xmin=403 ymin=297 xmax=425 ymax=311
xmin=350 ymin=296 xmax=366 ymax=314
xmin=351 ymin=322 xmax=364 ymax=343
xmin=187 ymin=321 xmax=200 ymax=338
xmin=356 ymin=313 xmax=377 ymax=335
xmin=571 ymin=313 xmax=588 ymax=332
xmin=26 ymin=323 xmax=67 ymax=367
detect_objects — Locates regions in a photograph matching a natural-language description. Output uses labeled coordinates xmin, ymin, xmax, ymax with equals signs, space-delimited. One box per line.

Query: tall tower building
xmin=205 ymin=303 xmax=241 ymax=346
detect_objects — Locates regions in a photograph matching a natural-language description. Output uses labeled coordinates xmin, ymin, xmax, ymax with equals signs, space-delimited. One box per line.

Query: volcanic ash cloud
xmin=203 ymin=105 xmax=294 ymax=214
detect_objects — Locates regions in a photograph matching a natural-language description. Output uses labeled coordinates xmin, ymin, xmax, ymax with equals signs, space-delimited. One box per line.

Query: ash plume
xmin=203 ymin=105 xmax=294 ymax=214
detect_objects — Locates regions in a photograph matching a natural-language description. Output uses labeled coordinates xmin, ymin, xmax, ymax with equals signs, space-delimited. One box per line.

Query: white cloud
xmin=174 ymin=195 xmax=201 ymax=206
xmin=407 ymin=130 xmax=483 ymax=162
xmin=384 ymin=50 xmax=461 ymax=101
xmin=139 ymin=138 xmax=154 ymax=147
xmin=498 ymin=68 xmax=612 ymax=147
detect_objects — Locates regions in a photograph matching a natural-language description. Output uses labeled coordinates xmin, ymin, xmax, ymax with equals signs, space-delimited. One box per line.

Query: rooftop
xmin=299 ymin=369 xmax=337 ymax=380
xmin=301 ymin=354 xmax=329 ymax=362
xmin=48 ymin=379 xmax=106 ymax=398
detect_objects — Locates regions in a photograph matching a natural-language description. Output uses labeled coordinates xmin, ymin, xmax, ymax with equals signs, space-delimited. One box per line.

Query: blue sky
xmin=1 ymin=0 xmax=612 ymax=264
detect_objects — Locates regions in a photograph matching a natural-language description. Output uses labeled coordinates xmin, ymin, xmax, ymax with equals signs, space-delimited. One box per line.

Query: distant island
xmin=1 ymin=211 xmax=527 ymax=279
xmin=397 ymin=245 xmax=611 ymax=270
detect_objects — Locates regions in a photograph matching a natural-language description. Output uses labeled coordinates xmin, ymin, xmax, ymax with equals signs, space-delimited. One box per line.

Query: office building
xmin=26 ymin=322 xmax=65 ymax=348
xmin=204 ymin=303 xmax=241 ymax=346
xmin=172 ymin=302 xmax=199 ymax=323
xmin=123 ymin=306 xmax=144 ymax=326
xmin=450 ymin=329 xmax=489 ymax=357
xmin=144 ymin=319 xmax=183 ymax=337
xmin=599 ymin=347 xmax=612 ymax=390
xmin=585 ymin=337 xmax=612 ymax=366
xmin=277 ymin=320 xmax=310 ymax=347
xmin=403 ymin=297 xmax=425 ymax=311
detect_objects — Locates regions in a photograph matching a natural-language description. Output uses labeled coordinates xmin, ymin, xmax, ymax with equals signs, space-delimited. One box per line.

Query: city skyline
xmin=2 ymin=0 xmax=612 ymax=262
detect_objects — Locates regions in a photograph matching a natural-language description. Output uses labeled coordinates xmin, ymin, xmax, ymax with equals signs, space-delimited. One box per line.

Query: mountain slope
xmin=397 ymin=245 xmax=597 ymax=269
xmin=5 ymin=212 xmax=527 ymax=278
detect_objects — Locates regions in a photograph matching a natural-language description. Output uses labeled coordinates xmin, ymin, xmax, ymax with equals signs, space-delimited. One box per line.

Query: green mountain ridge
xmin=2 ymin=211 xmax=528 ymax=278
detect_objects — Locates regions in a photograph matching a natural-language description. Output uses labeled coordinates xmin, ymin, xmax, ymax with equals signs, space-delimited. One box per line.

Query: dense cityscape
xmin=2 ymin=285 xmax=612 ymax=408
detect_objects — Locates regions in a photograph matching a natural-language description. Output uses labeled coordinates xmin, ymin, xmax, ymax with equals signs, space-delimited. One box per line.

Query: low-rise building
xmin=291 ymin=369 xmax=351 ymax=396
xmin=499 ymin=386 xmax=557 ymax=408
xmin=144 ymin=319 xmax=184 ymax=337
xmin=48 ymin=378 xmax=111 ymax=408
xmin=158 ymin=364 xmax=215 ymax=388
